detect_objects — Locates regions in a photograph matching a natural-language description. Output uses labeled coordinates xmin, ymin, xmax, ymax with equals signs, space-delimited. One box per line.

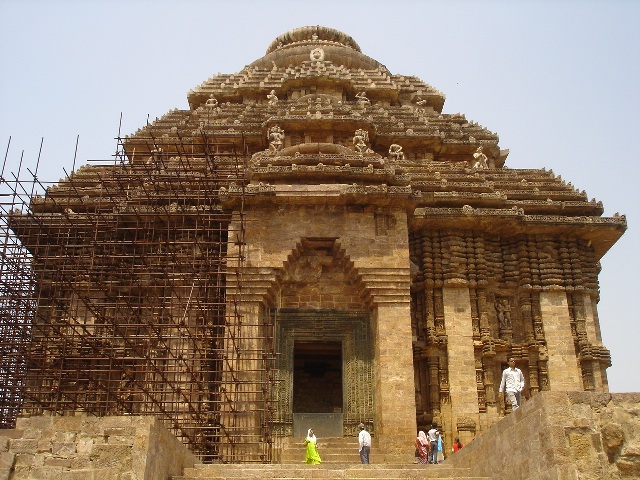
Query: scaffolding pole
xmin=0 ymin=131 xmax=277 ymax=463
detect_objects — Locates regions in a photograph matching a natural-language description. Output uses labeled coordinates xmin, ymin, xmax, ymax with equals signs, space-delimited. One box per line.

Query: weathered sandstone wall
xmin=448 ymin=391 xmax=640 ymax=479
xmin=0 ymin=415 xmax=197 ymax=480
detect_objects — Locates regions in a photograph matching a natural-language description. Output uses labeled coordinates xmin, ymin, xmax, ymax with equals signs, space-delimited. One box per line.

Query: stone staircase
xmin=173 ymin=437 xmax=491 ymax=480
xmin=279 ymin=435 xmax=361 ymax=464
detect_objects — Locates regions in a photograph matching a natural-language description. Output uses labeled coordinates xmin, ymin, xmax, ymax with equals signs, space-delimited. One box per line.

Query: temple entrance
xmin=272 ymin=309 xmax=374 ymax=438
xmin=293 ymin=341 xmax=343 ymax=413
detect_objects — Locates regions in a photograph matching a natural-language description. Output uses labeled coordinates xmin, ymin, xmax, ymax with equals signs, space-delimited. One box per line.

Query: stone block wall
xmin=0 ymin=414 xmax=197 ymax=480
xmin=448 ymin=391 xmax=640 ymax=479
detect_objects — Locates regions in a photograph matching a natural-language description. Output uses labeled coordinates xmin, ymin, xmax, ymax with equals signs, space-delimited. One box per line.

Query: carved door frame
xmin=272 ymin=308 xmax=373 ymax=437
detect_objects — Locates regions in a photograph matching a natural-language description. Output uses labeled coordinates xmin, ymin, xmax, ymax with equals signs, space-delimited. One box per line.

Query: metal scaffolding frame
xmin=0 ymin=132 xmax=277 ymax=463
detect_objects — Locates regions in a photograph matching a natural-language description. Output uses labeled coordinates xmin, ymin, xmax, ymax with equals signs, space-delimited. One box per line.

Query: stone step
xmin=279 ymin=436 xmax=360 ymax=464
xmin=174 ymin=463 xmax=491 ymax=480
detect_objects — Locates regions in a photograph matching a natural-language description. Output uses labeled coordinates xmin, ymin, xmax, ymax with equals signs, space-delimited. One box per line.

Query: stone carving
xmin=205 ymin=95 xmax=220 ymax=110
xmin=456 ymin=416 xmax=477 ymax=433
xmin=353 ymin=129 xmax=372 ymax=154
xmin=355 ymin=91 xmax=370 ymax=108
xmin=267 ymin=126 xmax=284 ymax=153
xmin=495 ymin=298 xmax=512 ymax=328
xmin=472 ymin=146 xmax=489 ymax=169
xmin=388 ymin=144 xmax=405 ymax=161
xmin=267 ymin=90 xmax=279 ymax=106
xmin=146 ymin=146 xmax=163 ymax=165
xmin=310 ymin=47 xmax=325 ymax=61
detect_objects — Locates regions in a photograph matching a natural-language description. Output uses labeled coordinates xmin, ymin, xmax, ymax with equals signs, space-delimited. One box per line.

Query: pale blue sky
xmin=1 ymin=0 xmax=638 ymax=391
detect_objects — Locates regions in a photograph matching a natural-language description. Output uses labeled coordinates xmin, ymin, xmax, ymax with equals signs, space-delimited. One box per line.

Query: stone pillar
xmin=539 ymin=289 xmax=583 ymax=390
xmin=219 ymin=300 xmax=266 ymax=462
xmin=443 ymin=283 xmax=479 ymax=444
xmin=373 ymin=301 xmax=417 ymax=457
xmin=582 ymin=292 xmax=608 ymax=392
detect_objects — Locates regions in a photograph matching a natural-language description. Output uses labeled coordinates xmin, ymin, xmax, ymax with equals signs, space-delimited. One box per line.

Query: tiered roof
xmin=39 ymin=25 xmax=624 ymax=258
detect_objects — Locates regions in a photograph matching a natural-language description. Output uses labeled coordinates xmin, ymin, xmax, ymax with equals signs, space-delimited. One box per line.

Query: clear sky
xmin=1 ymin=0 xmax=638 ymax=392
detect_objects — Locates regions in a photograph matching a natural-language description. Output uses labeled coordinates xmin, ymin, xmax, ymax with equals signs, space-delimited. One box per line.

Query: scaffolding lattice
xmin=0 ymin=133 xmax=277 ymax=463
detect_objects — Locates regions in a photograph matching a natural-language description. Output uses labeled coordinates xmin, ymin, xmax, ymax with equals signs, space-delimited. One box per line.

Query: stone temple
xmin=1 ymin=26 xmax=635 ymax=479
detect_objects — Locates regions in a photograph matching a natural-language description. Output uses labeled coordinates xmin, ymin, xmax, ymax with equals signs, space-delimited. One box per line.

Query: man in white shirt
xmin=357 ymin=422 xmax=371 ymax=464
xmin=427 ymin=424 xmax=439 ymax=464
xmin=499 ymin=357 xmax=525 ymax=411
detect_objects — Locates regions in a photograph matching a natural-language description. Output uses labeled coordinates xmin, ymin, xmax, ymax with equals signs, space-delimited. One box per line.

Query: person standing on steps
xmin=499 ymin=357 xmax=525 ymax=412
xmin=427 ymin=424 xmax=439 ymax=464
xmin=414 ymin=430 xmax=429 ymax=464
xmin=452 ymin=437 xmax=463 ymax=453
xmin=358 ymin=422 xmax=371 ymax=464
xmin=436 ymin=432 xmax=444 ymax=463
xmin=304 ymin=428 xmax=322 ymax=464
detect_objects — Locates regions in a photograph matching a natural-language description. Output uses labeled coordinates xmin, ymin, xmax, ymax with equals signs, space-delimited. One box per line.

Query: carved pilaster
xmin=469 ymin=288 xmax=481 ymax=339
xmin=517 ymin=240 xmax=532 ymax=287
xmin=482 ymin=357 xmax=496 ymax=405
xmin=581 ymin=361 xmax=595 ymax=391
xmin=531 ymin=291 xmax=544 ymax=341
xmin=442 ymin=230 xmax=467 ymax=282
xmin=439 ymin=356 xmax=449 ymax=407
xmin=425 ymin=288 xmax=436 ymax=338
xmin=434 ymin=289 xmax=445 ymax=334
xmin=539 ymin=361 xmax=549 ymax=391
xmin=428 ymin=357 xmax=441 ymax=419
xmin=477 ymin=289 xmax=490 ymax=339
xmin=475 ymin=354 xmax=486 ymax=413
xmin=528 ymin=360 xmax=540 ymax=394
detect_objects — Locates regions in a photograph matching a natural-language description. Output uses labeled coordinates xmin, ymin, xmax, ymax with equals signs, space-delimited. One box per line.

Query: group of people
xmin=303 ymin=422 xmax=371 ymax=465
xmin=414 ymin=425 xmax=461 ymax=464
xmin=305 ymin=423 xmax=461 ymax=465
xmin=304 ymin=357 xmax=525 ymax=465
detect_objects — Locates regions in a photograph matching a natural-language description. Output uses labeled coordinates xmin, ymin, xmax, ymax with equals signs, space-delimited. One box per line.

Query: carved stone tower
xmin=9 ymin=25 xmax=625 ymax=462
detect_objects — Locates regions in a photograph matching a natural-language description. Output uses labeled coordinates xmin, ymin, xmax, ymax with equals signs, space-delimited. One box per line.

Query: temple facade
xmin=8 ymin=26 xmax=625 ymax=462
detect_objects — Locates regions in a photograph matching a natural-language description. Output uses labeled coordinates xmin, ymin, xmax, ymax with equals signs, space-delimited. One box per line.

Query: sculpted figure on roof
xmin=268 ymin=126 xmax=285 ymax=153
xmin=389 ymin=144 xmax=405 ymax=161
xmin=353 ymin=129 xmax=373 ymax=154
xmin=472 ymin=146 xmax=489 ymax=169
xmin=267 ymin=90 xmax=279 ymax=107
xmin=355 ymin=91 xmax=370 ymax=109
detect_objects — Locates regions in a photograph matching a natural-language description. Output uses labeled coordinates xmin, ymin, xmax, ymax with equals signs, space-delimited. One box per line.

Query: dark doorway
xmin=293 ymin=341 xmax=342 ymax=413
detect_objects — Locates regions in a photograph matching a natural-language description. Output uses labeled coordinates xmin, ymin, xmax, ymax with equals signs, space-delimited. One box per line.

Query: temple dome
xmin=265 ymin=26 xmax=362 ymax=54
xmin=249 ymin=25 xmax=383 ymax=71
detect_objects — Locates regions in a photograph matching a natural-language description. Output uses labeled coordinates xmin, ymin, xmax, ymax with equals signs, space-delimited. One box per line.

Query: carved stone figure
xmin=267 ymin=125 xmax=284 ymax=153
xmin=389 ymin=144 xmax=405 ymax=161
xmin=356 ymin=91 xmax=370 ymax=108
xmin=147 ymin=146 xmax=163 ymax=165
xmin=495 ymin=298 xmax=512 ymax=329
xmin=205 ymin=95 xmax=219 ymax=108
xmin=472 ymin=146 xmax=489 ymax=169
xmin=353 ymin=129 xmax=372 ymax=153
xmin=267 ymin=90 xmax=279 ymax=106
